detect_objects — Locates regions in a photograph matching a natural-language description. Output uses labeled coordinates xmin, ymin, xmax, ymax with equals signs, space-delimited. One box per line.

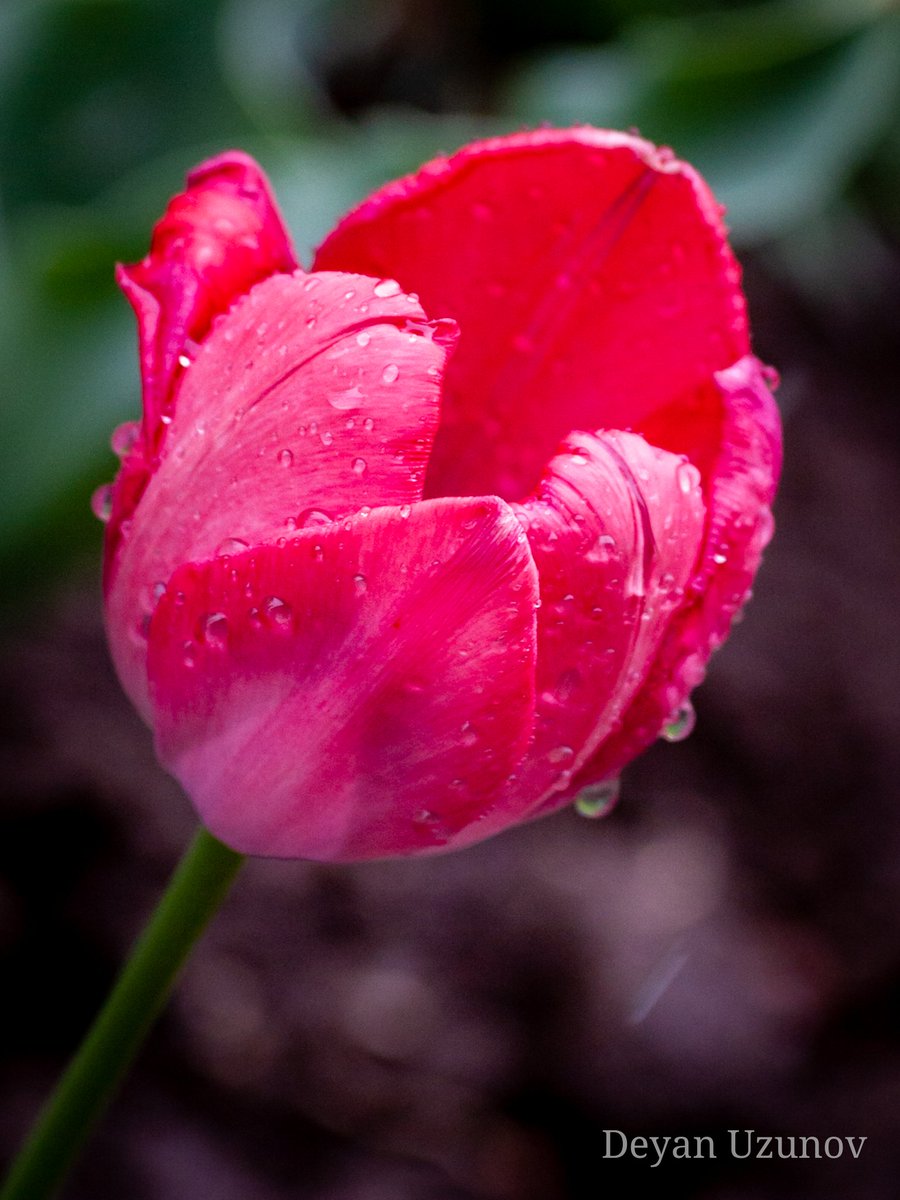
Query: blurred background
xmin=2 ymin=0 xmax=900 ymax=1196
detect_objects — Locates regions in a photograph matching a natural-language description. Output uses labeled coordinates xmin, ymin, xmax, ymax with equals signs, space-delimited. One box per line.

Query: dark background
xmin=2 ymin=1 xmax=900 ymax=1196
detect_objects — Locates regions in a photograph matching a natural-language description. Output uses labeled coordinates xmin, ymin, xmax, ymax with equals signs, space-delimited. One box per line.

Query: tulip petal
xmin=567 ymin=355 xmax=782 ymax=792
xmin=106 ymin=269 xmax=455 ymax=719
xmin=118 ymin=151 xmax=298 ymax=449
xmin=314 ymin=128 xmax=748 ymax=502
xmin=509 ymin=429 xmax=705 ymax=812
xmin=146 ymin=498 xmax=538 ymax=861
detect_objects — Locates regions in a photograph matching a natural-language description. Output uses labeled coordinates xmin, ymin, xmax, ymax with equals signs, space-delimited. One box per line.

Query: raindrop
xmin=201 ymin=612 xmax=228 ymax=647
xmin=215 ymin=537 xmax=249 ymax=557
xmin=278 ymin=448 xmax=294 ymax=468
xmin=351 ymin=457 xmax=367 ymax=475
xmin=575 ymin=778 xmax=621 ymax=819
xmin=676 ymin=461 xmax=700 ymax=496
xmin=373 ymin=279 xmax=401 ymax=298
xmin=298 ymin=508 xmax=332 ymax=528
xmin=263 ymin=596 xmax=293 ymax=626
xmin=661 ymin=700 xmax=696 ymax=743
xmin=381 ymin=363 xmax=399 ymax=384
xmin=110 ymin=422 xmax=139 ymax=457
xmin=91 ymin=484 xmax=113 ymax=523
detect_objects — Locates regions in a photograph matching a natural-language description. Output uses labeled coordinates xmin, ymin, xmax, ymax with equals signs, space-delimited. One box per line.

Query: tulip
xmin=99 ymin=129 xmax=781 ymax=861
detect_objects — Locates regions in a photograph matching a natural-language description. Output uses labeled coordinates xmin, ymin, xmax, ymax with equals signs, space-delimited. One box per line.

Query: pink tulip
xmin=98 ymin=129 xmax=781 ymax=861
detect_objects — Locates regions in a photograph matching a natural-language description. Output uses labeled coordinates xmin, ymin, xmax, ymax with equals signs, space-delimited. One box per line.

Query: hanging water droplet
xmin=381 ymin=363 xmax=399 ymax=384
xmin=110 ymin=421 xmax=139 ymax=457
xmin=373 ymin=279 xmax=401 ymax=298
xmin=278 ymin=448 xmax=294 ymax=468
xmin=91 ymin=483 xmax=114 ymax=523
xmin=575 ymin=778 xmax=621 ymax=819
xmin=661 ymin=700 xmax=696 ymax=743
xmin=351 ymin=457 xmax=367 ymax=476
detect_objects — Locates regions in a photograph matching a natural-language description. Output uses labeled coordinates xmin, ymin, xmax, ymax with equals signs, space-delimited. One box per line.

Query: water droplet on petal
xmin=575 ymin=778 xmax=621 ymax=819
xmin=278 ymin=448 xmax=294 ymax=468
xmin=381 ymin=363 xmax=399 ymax=384
xmin=548 ymin=745 xmax=574 ymax=765
xmin=373 ymin=279 xmax=401 ymax=298
xmin=398 ymin=504 xmax=412 ymax=519
xmin=263 ymin=596 xmax=293 ymax=626
xmin=661 ymin=700 xmax=696 ymax=743
xmin=320 ymin=430 xmax=333 ymax=447
xmin=110 ymin=422 xmax=139 ymax=457
xmin=356 ymin=331 xmax=371 ymax=347
xmin=363 ymin=417 xmax=375 ymax=432
xmin=298 ymin=508 xmax=332 ymax=529
xmin=712 ymin=552 xmax=728 ymax=565
xmin=353 ymin=574 xmax=367 ymax=596
xmin=216 ymin=537 xmax=250 ymax=557
xmin=351 ymin=457 xmax=367 ymax=475
xmin=677 ymin=461 xmax=701 ymax=496
xmin=201 ymin=612 xmax=228 ymax=647
xmin=91 ymin=484 xmax=113 ymax=523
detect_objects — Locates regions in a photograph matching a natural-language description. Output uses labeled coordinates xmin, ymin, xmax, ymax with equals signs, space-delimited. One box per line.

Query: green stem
xmin=1 ymin=827 xmax=245 ymax=1200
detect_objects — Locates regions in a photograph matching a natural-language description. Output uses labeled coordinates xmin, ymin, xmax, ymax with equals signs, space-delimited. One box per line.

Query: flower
xmin=99 ymin=129 xmax=781 ymax=861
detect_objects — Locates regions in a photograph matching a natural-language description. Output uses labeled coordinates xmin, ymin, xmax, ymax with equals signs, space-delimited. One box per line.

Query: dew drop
xmin=712 ymin=552 xmax=728 ymax=565
xmin=351 ymin=457 xmax=367 ymax=475
xmin=661 ymin=700 xmax=696 ymax=743
xmin=363 ymin=417 xmax=375 ymax=432
xmin=201 ymin=612 xmax=228 ymax=647
xmin=91 ymin=484 xmax=113 ymax=523
xmin=263 ymin=596 xmax=293 ymax=626
xmin=373 ymin=279 xmax=401 ymax=298
xmin=278 ymin=448 xmax=294 ymax=468
xmin=352 ymin=574 xmax=367 ymax=597
xmin=398 ymin=504 xmax=412 ymax=519
xmin=110 ymin=421 xmax=139 ymax=457
xmin=548 ymin=745 xmax=574 ymax=765
xmin=381 ymin=363 xmax=399 ymax=384
xmin=216 ymin=537 xmax=249 ymax=557
xmin=677 ymin=461 xmax=700 ymax=496
xmin=320 ymin=430 xmax=334 ymax=447
xmin=356 ymin=331 xmax=371 ymax=347
xmin=298 ymin=508 xmax=331 ymax=529
xmin=574 ymin=778 xmax=620 ymax=819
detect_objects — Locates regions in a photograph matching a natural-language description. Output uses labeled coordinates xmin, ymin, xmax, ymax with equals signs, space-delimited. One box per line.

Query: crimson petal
xmin=106 ymin=270 xmax=455 ymax=719
xmin=147 ymin=498 xmax=538 ymax=861
xmin=314 ymin=128 xmax=748 ymax=503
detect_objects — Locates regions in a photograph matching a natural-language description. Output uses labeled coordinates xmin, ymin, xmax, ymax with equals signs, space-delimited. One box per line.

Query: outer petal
xmin=106 ymin=269 xmax=456 ymax=719
xmin=568 ymin=355 xmax=782 ymax=792
xmin=107 ymin=153 xmax=298 ymax=575
xmin=314 ymin=128 xmax=748 ymax=502
xmin=118 ymin=151 xmax=298 ymax=447
xmin=509 ymin=430 xmax=705 ymax=811
xmin=146 ymin=498 xmax=538 ymax=861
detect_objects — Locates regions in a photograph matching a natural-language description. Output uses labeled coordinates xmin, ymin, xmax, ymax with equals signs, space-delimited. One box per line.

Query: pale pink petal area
xmin=117 ymin=151 xmax=297 ymax=448
xmin=146 ymin=498 xmax=539 ymax=861
xmin=314 ymin=128 xmax=748 ymax=502
xmin=106 ymin=269 xmax=456 ymax=719
xmin=567 ymin=355 xmax=782 ymax=793
xmin=509 ymin=430 xmax=705 ymax=814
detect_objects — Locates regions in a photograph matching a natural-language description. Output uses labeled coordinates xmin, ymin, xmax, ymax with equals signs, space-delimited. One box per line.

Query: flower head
xmin=99 ymin=129 xmax=781 ymax=861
